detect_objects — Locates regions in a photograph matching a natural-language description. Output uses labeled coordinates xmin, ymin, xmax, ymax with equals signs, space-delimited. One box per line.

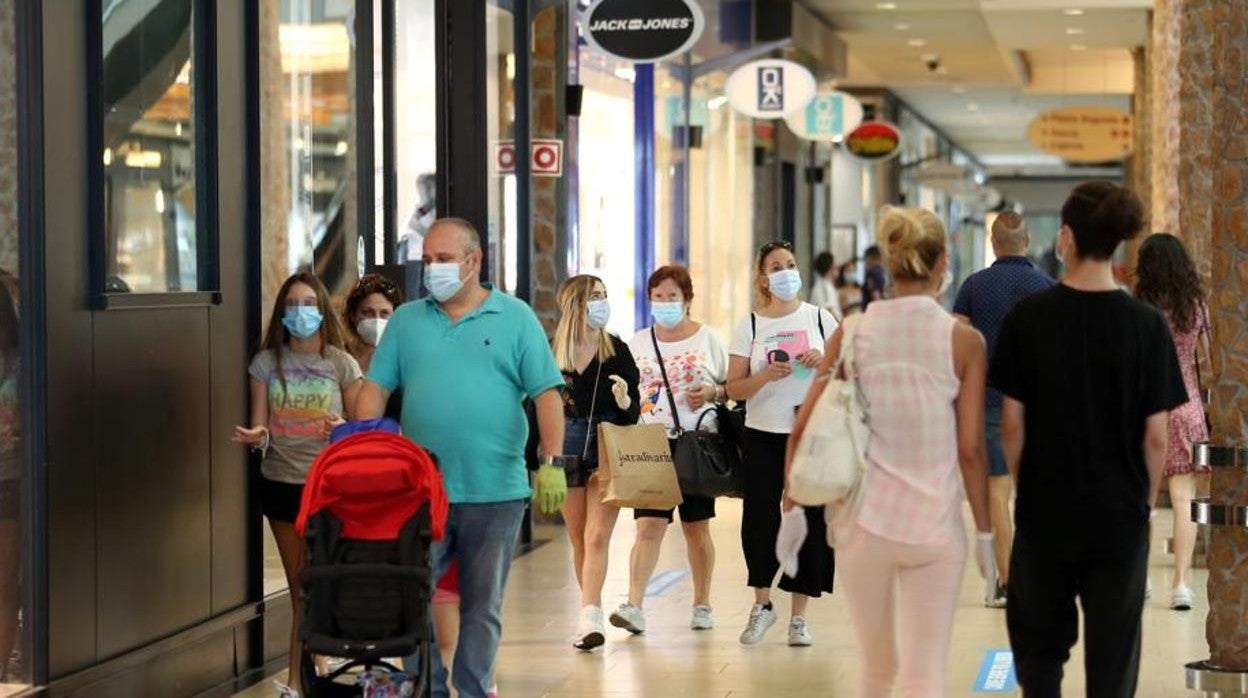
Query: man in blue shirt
xmin=356 ymin=218 xmax=566 ymax=698
xmin=953 ymin=211 xmax=1054 ymax=609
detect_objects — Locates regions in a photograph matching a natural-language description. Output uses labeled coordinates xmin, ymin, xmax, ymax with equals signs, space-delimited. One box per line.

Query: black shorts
xmin=260 ymin=478 xmax=305 ymax=524
xmin=0 ymin=479 xmax=17 ymax=520
xmin=634 ymin=493 xmax=716 ymax=524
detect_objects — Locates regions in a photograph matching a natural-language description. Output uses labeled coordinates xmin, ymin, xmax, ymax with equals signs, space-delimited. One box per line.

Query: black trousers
xmin=740 ymin=428 xmax=835 ymax=597
xmin=1007 ymin=524 xmax=1149 ymax=698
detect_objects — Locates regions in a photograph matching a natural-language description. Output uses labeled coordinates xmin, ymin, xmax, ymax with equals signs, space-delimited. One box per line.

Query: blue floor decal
xmin=644 ymin=570 xmax=690 ymax=598
xmin=974 ymin=649 xmax=1017 ymax=692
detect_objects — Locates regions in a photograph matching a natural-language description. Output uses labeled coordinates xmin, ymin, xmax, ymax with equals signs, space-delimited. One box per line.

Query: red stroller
xmin=294 ymin=421 xmax=449 ymax=697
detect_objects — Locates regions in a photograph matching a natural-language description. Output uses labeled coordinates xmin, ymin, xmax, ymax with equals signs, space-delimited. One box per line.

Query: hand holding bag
xmin=787 ymin=314 xmax=869 ymax=507
xmin=651 ymin=329 xmax=745 ymax=498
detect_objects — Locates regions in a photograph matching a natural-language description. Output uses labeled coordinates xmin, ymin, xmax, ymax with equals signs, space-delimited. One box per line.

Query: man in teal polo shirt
xmin=356 ymin=218 xmax=566 ymax=698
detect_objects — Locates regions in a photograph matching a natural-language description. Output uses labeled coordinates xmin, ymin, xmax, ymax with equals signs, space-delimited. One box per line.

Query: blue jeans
xmin=405 ymin=499 xmax=527 ymax=698
xmin=984 ymin=406 xmax=1008 ymax=477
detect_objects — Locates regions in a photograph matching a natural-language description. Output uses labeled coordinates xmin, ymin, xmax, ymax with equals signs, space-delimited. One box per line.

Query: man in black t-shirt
xmin=989 ymin=182 xmax=1188 ymax=697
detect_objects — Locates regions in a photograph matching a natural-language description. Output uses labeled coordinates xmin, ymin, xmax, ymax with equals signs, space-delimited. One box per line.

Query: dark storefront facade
xmin=4 ymin=1 xmax=554 ymax=695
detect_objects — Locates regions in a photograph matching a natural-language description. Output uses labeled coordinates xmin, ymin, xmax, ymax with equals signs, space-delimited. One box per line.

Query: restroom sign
xmin=493 ymin=139 xmax=564 ymax=177
xmin=725 ymin=59 xmax=815 ymax=119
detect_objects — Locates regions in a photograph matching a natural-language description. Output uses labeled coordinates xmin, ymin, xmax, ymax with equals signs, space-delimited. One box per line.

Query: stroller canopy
xmin=296 ymin=429 xmax=448 ymax=542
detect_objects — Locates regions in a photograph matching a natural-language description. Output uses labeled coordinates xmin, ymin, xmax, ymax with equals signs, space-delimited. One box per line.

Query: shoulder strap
xmin=582 ymin=359 xmax=604 ymax=459
xmin=650 ymin=328 xmax=685 ymax=434
xmin=751 ymin=312 xmax=757 ymax=342
xmin=814 ymin=304 xmax=826 ymax=341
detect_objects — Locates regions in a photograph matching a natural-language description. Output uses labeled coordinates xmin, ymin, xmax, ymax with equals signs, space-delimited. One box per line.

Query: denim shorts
xmin=563 ymin=418 xmax=599 ymax=488
xmin=984 ymin=406 xmax=1008 ymax=477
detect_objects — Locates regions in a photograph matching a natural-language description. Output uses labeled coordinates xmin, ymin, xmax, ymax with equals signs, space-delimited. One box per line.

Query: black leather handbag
xmin=651 ymin=329 xmax=745 ymax=498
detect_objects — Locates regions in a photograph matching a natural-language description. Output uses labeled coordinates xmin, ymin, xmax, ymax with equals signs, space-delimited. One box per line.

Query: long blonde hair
xmin=876 ymin=206 xmax=947 ymax=281
xmin=553 ymin=275 xmax=615 ymax=372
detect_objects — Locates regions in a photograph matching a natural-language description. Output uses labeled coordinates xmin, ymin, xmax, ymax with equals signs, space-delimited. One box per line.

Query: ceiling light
xmin=894 ymin=23 xmax=910 ymax=31
xmin=125 ymin=150 xmax=162 ymax=169
xmin=1070 ymin=43 xmax=1087 ymax=51
xmin=614 ymin=66 xmax=636 ymax=82
xmin=907 ymin=38 xmax=927 ymax=47
xmin=1066 ymin=27 xmax=1084 ymax=35
xmin=877 ymin=2 xmax=898 ymax=9
xmin=1063 ymin=8 xmax=1084 ymax=16
xmin=102 ymin=148 xmax=113 ymax=166
xmin=708 ymin=95 xmax=728 ymax=110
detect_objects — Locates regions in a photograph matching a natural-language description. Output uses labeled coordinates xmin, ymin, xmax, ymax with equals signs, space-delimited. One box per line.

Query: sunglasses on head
xmin=759 ymin=240 xmax=793 ymax=257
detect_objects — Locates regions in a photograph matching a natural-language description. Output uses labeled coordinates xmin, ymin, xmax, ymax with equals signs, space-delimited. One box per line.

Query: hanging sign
xmin=493 ymin=139 xmax=564 ymax=177
xmin=844 ymin=121 xmax=903 ymax=162
xmin=1027 ymin=105 xmax=1134 ymax=163
xmin=582 ymin=0 xmax=705 ymax=64
xmin=784 ymin=90 xmax=863 ymax=141
xmin=725 ymin=59 xmax=816 ymax=119
xmin=916 ymin=162 xmax=970 ymax=191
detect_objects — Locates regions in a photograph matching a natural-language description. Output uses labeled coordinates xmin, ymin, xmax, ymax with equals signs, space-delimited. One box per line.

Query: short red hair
xmin=647 ymin=265 xmax=694 ymax=302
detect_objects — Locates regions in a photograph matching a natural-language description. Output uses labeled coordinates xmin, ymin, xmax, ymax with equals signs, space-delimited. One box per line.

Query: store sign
xmin=1027 ymin=105 xmax=1134 ymax=163
xmin=725 ymin=59 xmax=816 ymax=119
xmin=784 ymin=90 xmax=863 ymax=142
xmin=493 ymin=139 xmax=564 ymax=177
xmin=583 ymin=0 xmax=705 ymax=64
xmin=844 ymin=121 xmax=903 ymax=162
xmin=916 ymin=162 xmax=970 ymax=191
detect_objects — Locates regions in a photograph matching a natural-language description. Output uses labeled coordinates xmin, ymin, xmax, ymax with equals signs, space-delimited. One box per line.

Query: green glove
xmin=534 ymin=462 xmax=568 ymax=514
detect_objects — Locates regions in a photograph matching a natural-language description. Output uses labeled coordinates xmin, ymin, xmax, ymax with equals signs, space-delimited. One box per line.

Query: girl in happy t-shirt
xmin=232 ymin=272 xmax=362 ymax=697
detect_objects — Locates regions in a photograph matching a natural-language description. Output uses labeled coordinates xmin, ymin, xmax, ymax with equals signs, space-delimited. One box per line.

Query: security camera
xmin=923 ymin=55 xmax=941 ymax=73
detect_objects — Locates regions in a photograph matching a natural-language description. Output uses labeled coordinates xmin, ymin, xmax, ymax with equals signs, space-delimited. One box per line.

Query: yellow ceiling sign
xmin=1027 ymin=106 xmax=1134 ymax=164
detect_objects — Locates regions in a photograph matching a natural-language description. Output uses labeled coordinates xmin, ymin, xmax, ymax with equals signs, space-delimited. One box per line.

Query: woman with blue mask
xmin=231 ymin=272 xmax=362 ymax=697
xmin=726 ymin=240 xmax=838 ymax=648
xmin=551 ymin=275 xmax=641 ymax=651
xmin=610 ymin=266 xmax=729 ymax=638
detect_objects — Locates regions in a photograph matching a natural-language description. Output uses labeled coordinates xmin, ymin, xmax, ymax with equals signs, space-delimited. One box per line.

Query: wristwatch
xmin=540 ymin=455 xmax=556 ymax=468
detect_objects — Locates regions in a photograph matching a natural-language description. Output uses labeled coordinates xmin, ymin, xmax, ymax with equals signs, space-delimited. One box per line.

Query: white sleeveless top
xmin=850 ymin=295 xmax=964 ymax=545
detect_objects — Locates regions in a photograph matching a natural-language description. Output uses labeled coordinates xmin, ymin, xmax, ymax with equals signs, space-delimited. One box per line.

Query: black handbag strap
xmin=650 ymin=328 xmax=687 ymax=436
xmin=581 ymin=357 xmax=604 ymax=459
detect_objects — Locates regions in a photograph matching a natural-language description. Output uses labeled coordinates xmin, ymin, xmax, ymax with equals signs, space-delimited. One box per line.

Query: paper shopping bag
xmin=597 ymin=423 xmax=683 ymax=510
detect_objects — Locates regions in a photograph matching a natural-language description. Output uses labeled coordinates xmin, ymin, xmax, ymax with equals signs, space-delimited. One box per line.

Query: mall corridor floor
xmin=240 ymin=501 xmax=1208 ymax=697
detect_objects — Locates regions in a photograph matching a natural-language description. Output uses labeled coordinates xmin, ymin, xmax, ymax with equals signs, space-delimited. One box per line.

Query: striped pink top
xmin=850 ymin=295 xmax=963 ymax=545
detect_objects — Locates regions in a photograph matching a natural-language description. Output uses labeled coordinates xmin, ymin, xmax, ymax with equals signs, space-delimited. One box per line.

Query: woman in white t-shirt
xmin=607 ymin=266 xmax=730 ymax=637
xmin=726 ymin=240 xmax=838 ymax=648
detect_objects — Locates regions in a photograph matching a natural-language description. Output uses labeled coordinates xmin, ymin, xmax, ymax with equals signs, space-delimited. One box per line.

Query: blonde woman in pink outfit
xmin=789 ymin=206 xmax=994 ymax=697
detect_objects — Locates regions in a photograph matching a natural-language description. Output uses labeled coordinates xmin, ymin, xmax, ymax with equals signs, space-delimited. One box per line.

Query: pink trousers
xmin=837 ymin=523 xmax=966 ymax=697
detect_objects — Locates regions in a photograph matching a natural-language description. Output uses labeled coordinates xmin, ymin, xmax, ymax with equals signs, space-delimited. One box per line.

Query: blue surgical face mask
xmin=424 ymin=262 xmax=465 ymax=302
xmin=651 ymin=301 xmax=685 ymax=329
xmin=283 ymin=305 xmax=323 ymax=339
xmin=587 ymin=299 xmax=611 ymax=329
xmin=768 ymin=269 xmax=803 ymax=301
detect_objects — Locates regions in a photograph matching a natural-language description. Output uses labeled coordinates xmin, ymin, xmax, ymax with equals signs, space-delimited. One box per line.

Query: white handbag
xmin=788 ymin=314 xmax=870 ymax=507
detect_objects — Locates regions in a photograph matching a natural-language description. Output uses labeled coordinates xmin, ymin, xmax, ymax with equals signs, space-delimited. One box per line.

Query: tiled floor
xmin=239 ymin=500 xmax=1210 ymax=697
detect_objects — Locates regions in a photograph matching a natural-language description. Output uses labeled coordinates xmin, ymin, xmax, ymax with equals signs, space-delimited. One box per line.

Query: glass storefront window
xmin=0 ymin=0 xmax=25 ymax=689
xmin=259 ymin=0 xmax=359 ymax=317
xmin=100 ymin=0 xmax=200 ymax=293
xmin=394 ymin=0 xmax=438 ymax=264
xmin=486 ymin=3 xmax=516 ymax=292
xmin=258 ymin=0 xmax=359 ymax=595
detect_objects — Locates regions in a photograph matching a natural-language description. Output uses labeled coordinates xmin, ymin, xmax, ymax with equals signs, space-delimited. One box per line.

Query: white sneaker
xmin=609 ymin=603 xmax=646 ymax=635
xmin=788 ymin=617 xmax=813 ymax=647
xmin=274 ymin=680 xmax=299 ymax=698
xmin=739 ymin=603 xmax=778 ymax=645
xmin=574 ymin=605 xmax=606 ymax=650
xmin=691 ymin=604 xmax=714 ymax=630
xmin=1171 ymin=585 xmax=1194 ymax=611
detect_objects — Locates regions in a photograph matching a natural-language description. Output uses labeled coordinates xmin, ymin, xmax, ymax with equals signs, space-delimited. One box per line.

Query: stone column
xmin=1178 ymin=0 xmax=1214 ymax=286
xmin=258 ymin=0 xmax=289 ymax=320
xmin=530 ymin=5 xmax=565 ymax=334
xmin=1205 ymin=0 xmax=1248 ymax=670
xmin=1124 ymin=44 xmax=1151 ymax=278
xmin=1150 ymin=0 xmax=1181 ymax=236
